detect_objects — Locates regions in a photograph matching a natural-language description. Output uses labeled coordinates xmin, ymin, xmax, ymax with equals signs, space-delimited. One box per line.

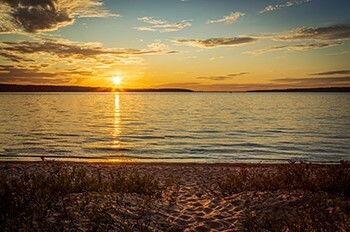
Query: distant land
xmin=0 ymin=84 xmax=350 ymax=93
xmin=0 ymin=84 xmax=193 ymax=92
xmin=248 ymin=87 xmax=350 ymax=92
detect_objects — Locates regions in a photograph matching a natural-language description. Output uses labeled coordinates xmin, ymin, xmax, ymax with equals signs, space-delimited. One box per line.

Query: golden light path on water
xmin=112 ymin=92 xmax=121 ymax=150
xmin=109 ymin=92 xmax=134 ymax=163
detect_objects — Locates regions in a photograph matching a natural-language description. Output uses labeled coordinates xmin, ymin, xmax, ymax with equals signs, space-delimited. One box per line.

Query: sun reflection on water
xmin=107 ymin=158 xmax=134 ymax=163
xmin=111 ymin=93 xmax=134 ymax=162
xmin=112 ymin=93 xmax=121 ymax=150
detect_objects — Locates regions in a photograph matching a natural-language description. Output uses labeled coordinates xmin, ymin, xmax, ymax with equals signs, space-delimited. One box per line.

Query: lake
xmin=0 ymin=92 xmax=349 ymax=163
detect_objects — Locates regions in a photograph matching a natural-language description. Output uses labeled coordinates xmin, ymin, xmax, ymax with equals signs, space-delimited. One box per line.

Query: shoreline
xmin=0 ymin=160 xmax=344 ymax=167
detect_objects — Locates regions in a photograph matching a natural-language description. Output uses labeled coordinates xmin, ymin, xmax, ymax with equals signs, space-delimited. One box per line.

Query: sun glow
xmin=113 ymin=76 xmax=122 ymax=85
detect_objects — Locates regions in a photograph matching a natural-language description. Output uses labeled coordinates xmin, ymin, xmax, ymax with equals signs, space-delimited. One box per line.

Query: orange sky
xmin=0 ymin=0 xmax=349 ymax=91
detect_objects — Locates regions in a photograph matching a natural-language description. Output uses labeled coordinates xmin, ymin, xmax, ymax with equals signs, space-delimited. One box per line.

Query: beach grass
xmin=0 ymin=162 xmax=176 ymax=231
xmin=0 ymin=161 xmax=349 ymax=231
xmin=215 ymin=161 xmax=350 ymax=196
xmin=212 ymin=161 xmax=350 ymax=231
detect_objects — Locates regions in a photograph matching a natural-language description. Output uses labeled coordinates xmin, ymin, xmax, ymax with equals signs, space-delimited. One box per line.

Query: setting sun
xmin=112 ymin=76 xmax=122 ymax=85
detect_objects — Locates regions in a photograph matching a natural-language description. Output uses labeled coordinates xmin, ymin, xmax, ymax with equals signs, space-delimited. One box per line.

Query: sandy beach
xmin=1 ymin=161 xmax=349 ymax=231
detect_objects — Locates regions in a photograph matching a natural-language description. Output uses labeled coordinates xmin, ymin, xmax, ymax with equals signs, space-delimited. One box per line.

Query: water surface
xmin=0 ymin=92 xmax=349 ymax=163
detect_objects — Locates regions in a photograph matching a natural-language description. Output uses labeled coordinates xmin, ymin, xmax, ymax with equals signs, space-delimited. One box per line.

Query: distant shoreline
xmin=0 ymin=84 xmax=349 ymax=92
xmin=0 ymin=84 xmax=193 ymax=92
xmin=247 ymin=87 xmax=350 ymax=92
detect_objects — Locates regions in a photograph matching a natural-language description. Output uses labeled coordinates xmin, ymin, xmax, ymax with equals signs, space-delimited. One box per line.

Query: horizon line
xmin=0 ymin=84 xmax=350 ymax=93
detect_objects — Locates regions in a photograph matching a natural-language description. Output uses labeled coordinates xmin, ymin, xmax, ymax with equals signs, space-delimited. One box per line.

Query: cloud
xmin=209 ymin=56 xmax=224 ymax=61
xmin=207 ymin=12 xmax=245 ymax=24
xmin=327 ymin=51 xmax=350 ymax=56
xmin=197 ymin=76 xmax=233 ymax=81
xmin=0 ymin=38 xmax=177 ymax=61
xmin=311 ymin=70 xmax=350 ymax=76
xmin=272 ymin=76 xmax=350 ymax=84
xmin=0 ymin=64 xmax=90 ymax=84
xmin=153 ymin=76 xmax=350 ymax=92
xmin=275 ymin=24 xmax=350 ymax=41
xmin=0 ymin=0 xmax=117 ymax=34
xmin=0 ymin=37 xmax=178 ymax=85
xmin=197 ymin=72 xmax=248 ymax=81
xmin=0 ymin=51 xmax=34 ymax=63
xmin=134 ymin=17 xmax=191 ymax=33
xmin=243 ymin=24 xmax=349 ymax=55
xmin=174 ymin=37 xmax=257 ymax=48
xmin=147 ymin=40 xmax=170 ymax=51
xmin=260 ymin=0 xmax=312 ymax=14
xmin=244 ymin=42 xmax=342 ymax=54
xmin=180 ymin=56 xmax=197 ymax=60
xmin=228 ymin=72 xmax=249 ymax=77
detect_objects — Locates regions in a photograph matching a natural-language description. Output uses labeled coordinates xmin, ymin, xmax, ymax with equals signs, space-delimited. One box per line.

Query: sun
xmin=112 ymin=76 xmax=122 ymax=85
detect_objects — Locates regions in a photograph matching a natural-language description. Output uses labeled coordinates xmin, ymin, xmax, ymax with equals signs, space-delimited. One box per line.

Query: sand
xmin=0 ymin=162 xmax=339 ymax=231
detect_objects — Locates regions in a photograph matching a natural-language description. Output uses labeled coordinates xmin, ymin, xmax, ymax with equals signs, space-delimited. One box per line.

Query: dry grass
xmin=241 ymin=193 xmax=350 ymax=232
xmin=215 ymin=161 xmax=350 ymax=197
xmin=1 ymin=161 xmax=349 ymax=231
xmin=0 ymin=162 xmax=175 ymax=231
xmin=213 ymin=161 xmax=350 ymax=231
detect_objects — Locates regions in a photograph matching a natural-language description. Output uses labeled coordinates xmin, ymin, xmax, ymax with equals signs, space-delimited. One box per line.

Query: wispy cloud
xmin=327 ymin=51 xmax=350 ymax=56
xmin=197 ymin=76 xmax=234 ymax=81
xmin=209 ymin=56 xmax=224 ymax=61
xmin=244 ymin=24 xmax=349 ymax=55
xmin=207 ymin=12 xmax=245 ymax=24
xmin=0 ymin=0 xmax=118 ymax=34
xmin=174 ymin=37 xmax=256 ymax=48
xmin=228 ymin=72 xmax=249 ymax=77
xmin=244 ymin=42 xmax=342 ymax=54
xmin=197 ymin=72 xmax=248 ymax=81
xmin=274 ymin=24 xmax=350 ymax=41
xmin=134 ymin=17 xmax=191 ymax=33
xmin=272 ymin=76 xmax=350 ymax=84
xmin=311 ymin=70 xmax=350 ymax=76
xmin=260 ymin=0 xmax=312 ymax=14
xmin=147 ymin=40 xmax=171 ymax=51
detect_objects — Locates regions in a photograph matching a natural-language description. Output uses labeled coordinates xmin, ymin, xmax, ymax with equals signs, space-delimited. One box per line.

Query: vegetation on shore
xmin=212 ymin=161 xmax=350 ymax=231
xmin=0 ymin=163 xmax=179 ymax=231
xmin=1 ymin=161 xmax=349 ymax=231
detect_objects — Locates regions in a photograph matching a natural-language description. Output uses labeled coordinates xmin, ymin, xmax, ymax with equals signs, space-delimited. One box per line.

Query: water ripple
xmin=0 ymin=92 xmax=349 ymax=162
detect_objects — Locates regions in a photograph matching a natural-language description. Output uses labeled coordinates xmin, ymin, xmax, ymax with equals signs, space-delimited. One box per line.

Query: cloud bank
xmin=0 ymin=64 xmax=92 ymax=84
xmin=154 ymin=75 xmax=350 ymax=92
xmin=0 ymin=39 xmax=176 ymax=60
xmin=0 ymin=38 xmax=177 ymax=85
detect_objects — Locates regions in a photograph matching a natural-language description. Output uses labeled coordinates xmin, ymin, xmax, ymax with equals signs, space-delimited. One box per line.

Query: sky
xmin=0 ymin=0 xmax=349 ymax=91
